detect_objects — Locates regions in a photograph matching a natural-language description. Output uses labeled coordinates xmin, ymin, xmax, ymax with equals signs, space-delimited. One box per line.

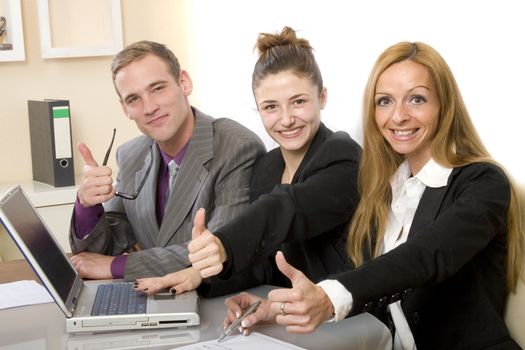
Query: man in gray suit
xmin=69 ymin=41 xmax=265 ymax=282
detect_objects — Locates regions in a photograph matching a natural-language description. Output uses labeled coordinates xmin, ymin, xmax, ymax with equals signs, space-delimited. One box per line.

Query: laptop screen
xmin=0 ymin=187 xmax=76 ymax=302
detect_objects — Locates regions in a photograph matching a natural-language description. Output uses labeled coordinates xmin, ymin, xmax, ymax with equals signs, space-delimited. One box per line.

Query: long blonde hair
xmin=347 ymin=41 xmax=524 ymax=291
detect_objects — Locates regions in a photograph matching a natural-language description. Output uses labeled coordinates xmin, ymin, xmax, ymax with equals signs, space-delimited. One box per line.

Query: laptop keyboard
xmin=91 ymin=282 xmax=147 ymax=316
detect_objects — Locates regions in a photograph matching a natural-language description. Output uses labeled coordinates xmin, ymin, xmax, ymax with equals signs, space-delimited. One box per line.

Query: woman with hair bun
xmin=136 ymin=26 xmax=361 ymax=317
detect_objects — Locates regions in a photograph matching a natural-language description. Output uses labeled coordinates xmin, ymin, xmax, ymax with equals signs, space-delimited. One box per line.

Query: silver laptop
xmin=0 ymin=185 xmax=200 ymax=333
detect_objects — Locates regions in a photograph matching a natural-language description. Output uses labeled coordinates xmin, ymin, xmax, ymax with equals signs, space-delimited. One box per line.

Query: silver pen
xmin=217 ymin=300 xmax=262 ymax=342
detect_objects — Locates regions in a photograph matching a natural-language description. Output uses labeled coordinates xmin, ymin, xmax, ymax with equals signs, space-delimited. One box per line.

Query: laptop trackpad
xmin=148 ymin=290 xmax=198 ymax=314
xmin=153 ymin=293 xmax=175 ymax=301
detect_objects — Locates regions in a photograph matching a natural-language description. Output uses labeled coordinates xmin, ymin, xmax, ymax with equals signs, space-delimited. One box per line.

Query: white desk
xmin=0 ymin=262 xmax=392 ymax=350
xmin=0 ymin=283 xmax=392 ymax=350
xmin=0 ymin=183 xmax=393 ymax=349
xmin=0 ymin=180 xmax=77 ymax=260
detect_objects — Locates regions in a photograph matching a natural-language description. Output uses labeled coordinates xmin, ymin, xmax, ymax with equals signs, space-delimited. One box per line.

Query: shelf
xmin=0 ymin=179 xmax=78 ymax=207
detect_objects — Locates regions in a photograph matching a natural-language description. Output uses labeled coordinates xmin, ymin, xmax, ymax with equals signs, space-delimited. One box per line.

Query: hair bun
xmin=251 ymin=26 xmax=323 ymax=93
xmin=255 ymin=26 xmax=312 ymax=54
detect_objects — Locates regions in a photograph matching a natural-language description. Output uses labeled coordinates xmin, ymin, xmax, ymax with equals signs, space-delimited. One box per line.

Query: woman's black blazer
xmin=199 ymin=123 xmax=361 ymax=296
xmin=336 ymin=162 xmax=520 ymax=349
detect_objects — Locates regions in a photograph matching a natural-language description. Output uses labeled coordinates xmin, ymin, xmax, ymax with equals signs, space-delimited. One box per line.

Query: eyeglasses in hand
xmin=102 ymin=128 xmax=154 ymax=200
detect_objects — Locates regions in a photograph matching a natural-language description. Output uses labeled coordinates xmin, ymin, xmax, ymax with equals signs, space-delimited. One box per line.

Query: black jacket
xmin=337 ymin=162 xmax=520 ymax=349
xmin=199 ymin=123 xmax=361 ymax=296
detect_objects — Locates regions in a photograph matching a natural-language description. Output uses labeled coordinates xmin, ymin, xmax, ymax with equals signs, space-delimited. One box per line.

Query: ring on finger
xmin=280 ymin=302 xmax=286 ymax=315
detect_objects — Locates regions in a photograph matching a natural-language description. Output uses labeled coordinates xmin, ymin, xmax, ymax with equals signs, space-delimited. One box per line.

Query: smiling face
xmin=115 ymin=54 xmax=194 ymax=156
xmin=374 ymin=60 xmax=440 ymax=174
xmin=254 ymin=70 xmax=326 ymax=158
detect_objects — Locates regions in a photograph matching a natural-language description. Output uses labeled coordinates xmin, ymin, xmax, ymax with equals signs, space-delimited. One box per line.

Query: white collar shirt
xmin=384 ymin=158 xmax=452 ymax=350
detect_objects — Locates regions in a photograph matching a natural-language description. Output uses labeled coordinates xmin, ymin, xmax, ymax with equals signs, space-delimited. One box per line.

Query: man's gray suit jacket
xmin=70 ymin=108 xmax=265 ymax=280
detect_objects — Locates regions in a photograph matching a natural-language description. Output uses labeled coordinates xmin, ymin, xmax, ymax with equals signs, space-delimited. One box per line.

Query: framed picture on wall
xmin=36 ymin=0 xmax=123 ymax=59
xmin=0 ymin=0 xmax=25 ymax=62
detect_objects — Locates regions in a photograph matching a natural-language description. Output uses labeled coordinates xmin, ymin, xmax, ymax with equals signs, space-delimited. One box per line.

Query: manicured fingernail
xmin=238 ymin=326 xmax=243 ymax=333
xmin=236 ymin=312 xmax=241 ymax=318
xmin=241 ymin=319 xmax=250 ymax=328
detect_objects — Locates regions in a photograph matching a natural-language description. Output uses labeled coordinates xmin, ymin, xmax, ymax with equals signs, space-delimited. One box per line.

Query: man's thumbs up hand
xmin=77 ymin=143 xmax=115 ymax=207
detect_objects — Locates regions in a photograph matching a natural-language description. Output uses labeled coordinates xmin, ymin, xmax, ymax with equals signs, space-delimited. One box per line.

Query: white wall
xmin=183 ymin=0 xmax=525 ymax=184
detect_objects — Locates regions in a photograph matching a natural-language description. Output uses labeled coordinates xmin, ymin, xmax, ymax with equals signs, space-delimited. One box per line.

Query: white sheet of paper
xmin=174 ymin=332 xmax=306 ymax=350
xmin=0 ymin=280 xmax=53 ymax=309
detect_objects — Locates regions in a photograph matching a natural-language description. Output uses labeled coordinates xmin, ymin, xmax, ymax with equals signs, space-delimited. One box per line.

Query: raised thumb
xmin=275 ymin=251 xmax=302 ymax=285
xmin=192 ymin=208 xmax=206 ymax=240
xmin=78 ymin=143 xmax=99 ymax=167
